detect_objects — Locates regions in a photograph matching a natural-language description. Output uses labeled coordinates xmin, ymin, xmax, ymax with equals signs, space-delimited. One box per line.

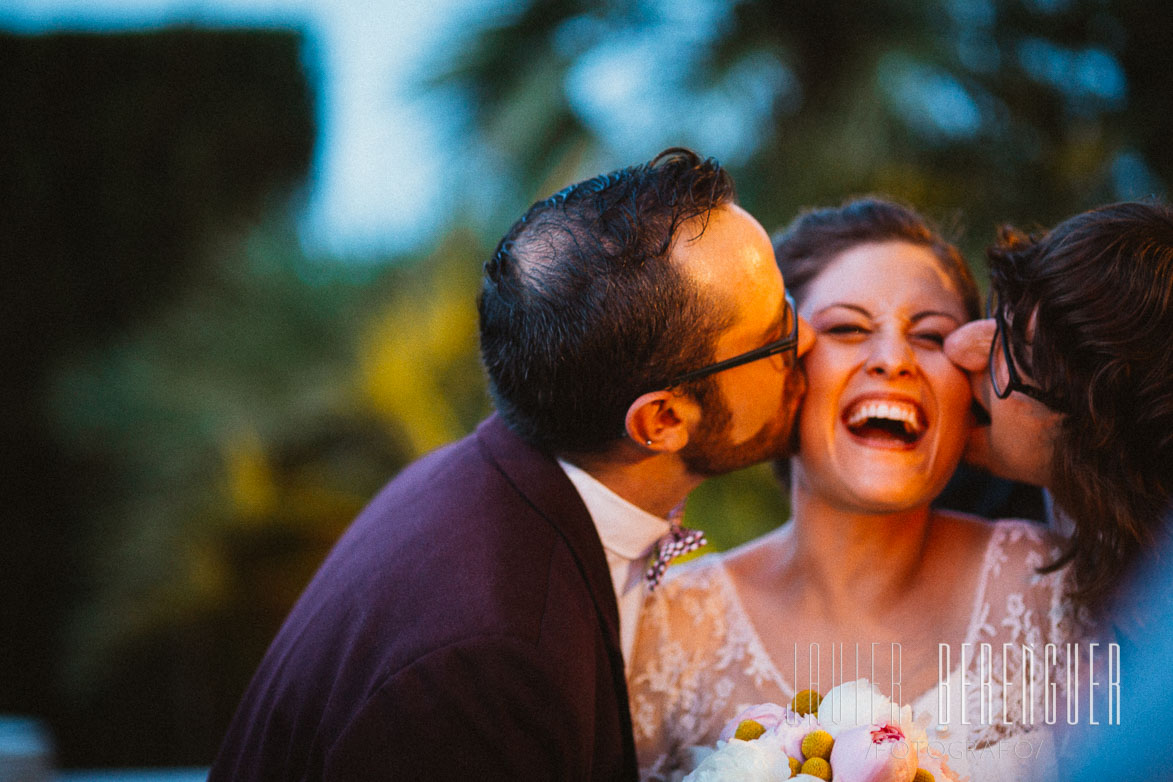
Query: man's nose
xmin=944 ymin=319 xmax=996 ymax=372
xmin=795 ymin=315 xmax=816 ymax=358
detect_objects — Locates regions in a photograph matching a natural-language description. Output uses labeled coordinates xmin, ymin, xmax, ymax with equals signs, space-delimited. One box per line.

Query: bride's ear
xmin=624 ymin=390 xmax=700 ymax=453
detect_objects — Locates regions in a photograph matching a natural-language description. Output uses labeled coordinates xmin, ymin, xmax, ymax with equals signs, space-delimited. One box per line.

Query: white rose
xmin=682 ymin=738 xmax=795 ymax=782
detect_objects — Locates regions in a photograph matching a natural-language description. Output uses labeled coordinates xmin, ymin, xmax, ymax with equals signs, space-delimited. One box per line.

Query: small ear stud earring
xmin=645 ymin=439 xmax=653 ymax=446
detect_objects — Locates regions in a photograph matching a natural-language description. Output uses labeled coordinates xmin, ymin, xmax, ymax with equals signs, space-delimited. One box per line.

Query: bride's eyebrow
xmin=911 ymin=310 xmax=961 ymax=325
xmin=812 ymin=304 xmax=961 ymax=330
xmin=812 ymin=303 xmax=871 ymax=319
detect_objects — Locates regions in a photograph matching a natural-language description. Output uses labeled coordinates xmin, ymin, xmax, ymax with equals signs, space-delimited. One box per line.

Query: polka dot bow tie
xmin=645 ymin=503 xmax=706 ymax=591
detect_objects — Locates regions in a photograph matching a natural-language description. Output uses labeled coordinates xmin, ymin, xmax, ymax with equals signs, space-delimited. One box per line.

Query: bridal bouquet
xmin=683 ymin=679 xmax=960 ymax=782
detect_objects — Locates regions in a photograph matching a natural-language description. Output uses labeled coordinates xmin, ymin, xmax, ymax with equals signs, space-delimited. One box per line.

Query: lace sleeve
xmin=626 ymin=557 xmax=789 ymax=782
xmin=953 ymin=520 xmax=1093 ymax=747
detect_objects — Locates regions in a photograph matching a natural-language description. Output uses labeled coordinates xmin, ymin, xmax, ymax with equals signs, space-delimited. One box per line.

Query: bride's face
xmin=793 ymin=241 xmax=972 ymax=513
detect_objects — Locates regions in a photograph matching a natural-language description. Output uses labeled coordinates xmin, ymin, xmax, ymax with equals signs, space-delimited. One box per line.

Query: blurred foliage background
xmin=2 ymin=0 xmax=1170 ymax=768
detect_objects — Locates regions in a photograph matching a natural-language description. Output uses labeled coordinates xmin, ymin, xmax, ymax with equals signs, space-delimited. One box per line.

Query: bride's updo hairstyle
xmin=771 ymin=196 xmax=980 ymax=320
xmin=987 ymin=200 xmax=1173 ymax=613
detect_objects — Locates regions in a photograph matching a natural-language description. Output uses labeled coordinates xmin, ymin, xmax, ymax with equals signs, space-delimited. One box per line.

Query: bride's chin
xmin=834 ymin=487 xmax=932 ymax=515
xmin=826 ymin=467 xmax=947 ymax=513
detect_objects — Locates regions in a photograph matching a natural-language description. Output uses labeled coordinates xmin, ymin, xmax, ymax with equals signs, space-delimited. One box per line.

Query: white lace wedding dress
xmin=628 ymin=520 xmax=1090 ymax=782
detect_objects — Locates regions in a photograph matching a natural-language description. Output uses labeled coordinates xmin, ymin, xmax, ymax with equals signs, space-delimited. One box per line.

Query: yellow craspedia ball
xmin=913 ymin=769 xmax=936 ymax=782
xmin=788 ymin=756 xmax=800 ymax=777
xmin=800 ymin=757 xmax=832 ymax=780
xmin=733 ymin=719 xmax=766 ymax=741
xmin=800 ymin=729 xmax=834 ymax=761
xmin=790 ymin=689 xmax=822 ymax=716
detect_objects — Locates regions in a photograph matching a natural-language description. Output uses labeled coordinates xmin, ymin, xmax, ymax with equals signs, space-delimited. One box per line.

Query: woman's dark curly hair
xmin=988 ymin=200 xmax=1173 ymax=613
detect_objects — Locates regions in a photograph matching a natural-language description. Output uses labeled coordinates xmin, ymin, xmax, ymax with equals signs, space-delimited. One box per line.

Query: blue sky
xmin=1 ymin=0 xmax=499 ymax=257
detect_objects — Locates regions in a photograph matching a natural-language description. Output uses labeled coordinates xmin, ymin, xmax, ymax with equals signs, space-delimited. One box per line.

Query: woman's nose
xmin=864 ymin=333 xmax=915 ymax=378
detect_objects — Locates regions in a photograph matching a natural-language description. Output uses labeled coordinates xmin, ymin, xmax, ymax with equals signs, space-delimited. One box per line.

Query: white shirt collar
xmin=557 ymin=458 xmax=673 ymax=667
xmin=557 ymin=459 xmax=670 ymax=562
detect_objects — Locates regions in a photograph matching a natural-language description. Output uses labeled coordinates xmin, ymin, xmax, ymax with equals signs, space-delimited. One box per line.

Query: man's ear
xmin=624 ymin=390 xmax=701 ymax=453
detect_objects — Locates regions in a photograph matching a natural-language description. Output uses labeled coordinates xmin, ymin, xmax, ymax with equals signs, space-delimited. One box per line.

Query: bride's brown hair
xmin=771 ymin=196 xmax=980 ymax=320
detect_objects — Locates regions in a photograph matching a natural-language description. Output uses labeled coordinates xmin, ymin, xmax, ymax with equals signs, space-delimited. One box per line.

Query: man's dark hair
xmin=989 ymin=200 xmax=1173 ymax=612
xmin=478 ymin=148 xmax=737 ymax=454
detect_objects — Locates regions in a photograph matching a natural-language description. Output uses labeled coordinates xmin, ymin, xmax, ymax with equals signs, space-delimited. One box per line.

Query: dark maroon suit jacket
xmin=209 ymin=415 xmax=638 ymax=781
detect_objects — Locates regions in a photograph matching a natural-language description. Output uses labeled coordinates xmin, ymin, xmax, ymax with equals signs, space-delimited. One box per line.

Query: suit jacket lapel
xmin=475 ymin=414 xmax=638 ymax=777
xmin=474 ymin=415 xmax=622 ymax=648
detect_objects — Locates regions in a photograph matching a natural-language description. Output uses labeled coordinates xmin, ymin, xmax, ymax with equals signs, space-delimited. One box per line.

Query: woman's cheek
xmin=932 ymin=362 xmax=976 ymax=447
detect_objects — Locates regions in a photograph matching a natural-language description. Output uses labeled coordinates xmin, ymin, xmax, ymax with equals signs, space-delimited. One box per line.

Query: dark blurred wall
xmin=0 ymin=27 xmax=314 ymax=765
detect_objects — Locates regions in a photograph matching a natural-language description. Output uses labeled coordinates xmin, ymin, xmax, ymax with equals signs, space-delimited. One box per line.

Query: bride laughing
xmin=627 ymin=198 xmax=1089 ymax=782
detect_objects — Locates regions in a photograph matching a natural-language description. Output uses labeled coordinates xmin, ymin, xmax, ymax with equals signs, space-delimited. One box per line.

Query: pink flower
xmin=768 ymin=713 xmax=821 ymax=760
xmin=717 ymin=703 xmax=823 ymax=761
xmin=911 ymin=742 xmax=962 ymax=782
xmin=818 ymin=679 xmax=922 ymax=743
xmin=829 ymin=723 xmax=918 ymax=782
xmin=717 ymin=703 xmax=791 ymax=742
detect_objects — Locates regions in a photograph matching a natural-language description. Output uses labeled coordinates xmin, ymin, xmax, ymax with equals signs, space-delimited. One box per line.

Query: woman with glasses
xmin=945 ymin=201 xmax=1173 ymax=617
xmin=943 ymin=201 xmax=1173 ymax=780
xmin=943 ymin=201 xmax=1173 ymax=619
xmin=627 ymin=198 xmax=1087 ymax=782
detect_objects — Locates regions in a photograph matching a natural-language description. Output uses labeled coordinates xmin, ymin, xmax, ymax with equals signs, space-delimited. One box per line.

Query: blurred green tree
xmin=431 ymin=0 xmax=1169 ymax=253
xmin=49 ymin=214 xmax=492 ymax=763
xmin=0 ymin=27 xmax=317 ymax=765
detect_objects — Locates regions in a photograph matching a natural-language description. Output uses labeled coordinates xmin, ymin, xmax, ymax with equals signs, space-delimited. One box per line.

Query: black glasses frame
xmin=987 ymin=296 xmax=1063 ymax=410
xmin=666 ymin=291 xmax=799 ymax=387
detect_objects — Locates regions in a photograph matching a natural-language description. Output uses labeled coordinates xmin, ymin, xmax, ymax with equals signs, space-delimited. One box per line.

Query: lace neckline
xmin=706 ymin=519 xmax=1009 ymax=706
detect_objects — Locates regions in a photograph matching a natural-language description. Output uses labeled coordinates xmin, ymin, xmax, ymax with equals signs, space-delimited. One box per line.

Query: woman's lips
xmin=841 ymin=395 xmax=927 ymax=448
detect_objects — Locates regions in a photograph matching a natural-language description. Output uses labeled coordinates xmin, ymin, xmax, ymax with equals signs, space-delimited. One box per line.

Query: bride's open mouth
xmin=842 ymin=396 xmax=927 ymax=448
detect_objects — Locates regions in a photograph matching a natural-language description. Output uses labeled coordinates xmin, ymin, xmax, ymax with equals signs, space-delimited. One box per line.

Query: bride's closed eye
xmin=911 ymin=330 xmax=947 ymax=347
xmin=822 ymin=323 xmax=870 ymax=338
xmin=909 ymin=316 xmax=961 ymax=349
xmin=820 ymin=323 xmax=949 ymax=349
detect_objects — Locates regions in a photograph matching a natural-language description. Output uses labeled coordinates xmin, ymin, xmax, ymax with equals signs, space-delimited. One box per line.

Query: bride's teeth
xmin=845 ymin=399 xmax=924 ymax=434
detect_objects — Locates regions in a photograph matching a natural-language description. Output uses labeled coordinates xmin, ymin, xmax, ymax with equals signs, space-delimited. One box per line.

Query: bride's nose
xmin=864 ymin=333 xmax=915 ymax=378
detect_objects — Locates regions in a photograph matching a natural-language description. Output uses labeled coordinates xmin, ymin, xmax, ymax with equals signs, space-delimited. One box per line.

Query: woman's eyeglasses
xmin=987 ymin=291 xmax=1064 ymax=411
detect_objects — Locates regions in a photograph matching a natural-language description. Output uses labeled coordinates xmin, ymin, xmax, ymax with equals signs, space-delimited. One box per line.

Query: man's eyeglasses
xmin=987 ymin=291 xmax=1064 ymax=410
xmin=666 ymin=291 xmax=799 ymax=387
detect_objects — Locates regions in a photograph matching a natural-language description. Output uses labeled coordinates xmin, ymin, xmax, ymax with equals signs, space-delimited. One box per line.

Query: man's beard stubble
xmin=679 ymin=363 xmax=807 ymax=477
